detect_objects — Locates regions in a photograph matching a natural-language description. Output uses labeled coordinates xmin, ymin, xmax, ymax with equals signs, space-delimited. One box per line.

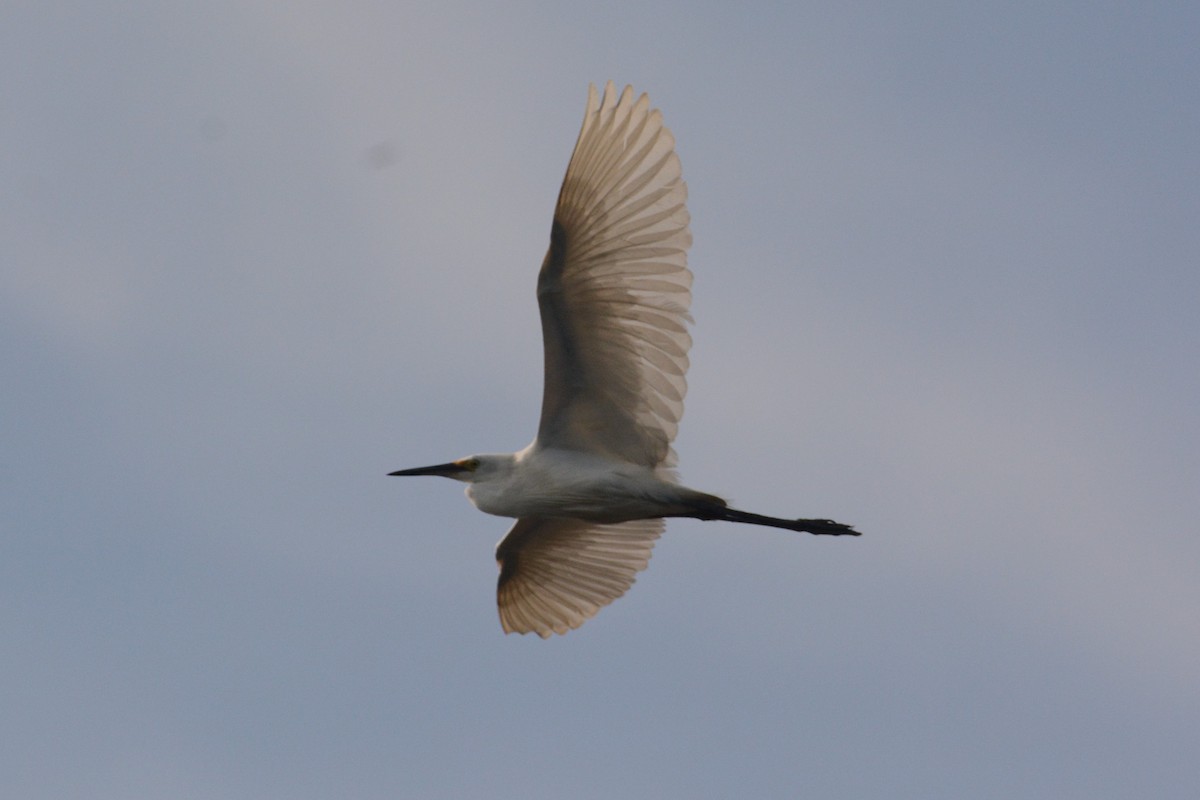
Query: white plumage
xmin=391 ymin=82 xmax=857 ymax=638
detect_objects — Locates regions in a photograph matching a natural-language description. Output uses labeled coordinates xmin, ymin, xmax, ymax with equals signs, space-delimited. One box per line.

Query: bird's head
xmin=388 ymin=454 xmax=511 ymax=484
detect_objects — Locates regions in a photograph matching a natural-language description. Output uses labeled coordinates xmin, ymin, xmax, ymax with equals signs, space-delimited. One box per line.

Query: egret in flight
xmin=392 ymin=82 xmax=858 ymax=637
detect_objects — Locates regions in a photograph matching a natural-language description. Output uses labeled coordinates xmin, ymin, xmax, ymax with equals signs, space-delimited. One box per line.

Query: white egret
xmin=392 ymin=82 xmax=858 ymax=638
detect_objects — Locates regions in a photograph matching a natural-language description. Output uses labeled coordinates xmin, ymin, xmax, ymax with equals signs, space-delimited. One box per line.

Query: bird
xmin=391 ymin=82 xmax=858 ymax=638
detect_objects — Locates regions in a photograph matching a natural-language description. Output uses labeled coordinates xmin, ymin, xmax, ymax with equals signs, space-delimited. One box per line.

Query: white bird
xmin=392 ymin=82 xmax=858 ymax=638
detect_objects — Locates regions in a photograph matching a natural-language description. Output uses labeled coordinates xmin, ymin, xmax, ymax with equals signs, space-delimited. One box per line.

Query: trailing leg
xmin=716 ymin=507 xmax=860 ymax=536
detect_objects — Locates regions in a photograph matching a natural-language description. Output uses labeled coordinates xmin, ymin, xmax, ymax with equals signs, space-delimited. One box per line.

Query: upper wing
xmin=495 ymin=516 xmax=664 ymax=637
xmin=535 ymin=82 xmax=693 ymax=469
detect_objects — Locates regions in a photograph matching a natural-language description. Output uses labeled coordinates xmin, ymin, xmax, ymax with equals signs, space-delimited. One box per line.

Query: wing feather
xmin=536 ymin=82 xmax=692 ymax=468
xmin=496 ymin=517 xmax=663 ymax=637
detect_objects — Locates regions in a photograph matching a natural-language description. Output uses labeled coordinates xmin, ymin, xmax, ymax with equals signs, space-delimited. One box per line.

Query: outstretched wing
xmin=535 ymin=82 xmax=693 ymax=469
xmin=495 ymin=516 xmax=664 ymax=637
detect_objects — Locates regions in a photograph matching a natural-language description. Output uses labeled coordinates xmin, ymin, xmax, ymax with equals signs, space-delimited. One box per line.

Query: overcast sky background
xmin=4 ymin=3 xmax=1198 ymax=798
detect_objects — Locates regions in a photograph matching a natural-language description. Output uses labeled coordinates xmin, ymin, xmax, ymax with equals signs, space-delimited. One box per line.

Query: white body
xmin=465 ymin=446 xmax=708 ymax=523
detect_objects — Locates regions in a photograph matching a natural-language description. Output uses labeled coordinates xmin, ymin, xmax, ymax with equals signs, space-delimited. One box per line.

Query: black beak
xmin=388 ymin=461 xmax=468 ymax=478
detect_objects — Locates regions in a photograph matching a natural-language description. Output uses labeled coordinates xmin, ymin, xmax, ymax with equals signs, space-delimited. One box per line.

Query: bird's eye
xmin=456 ymin=457 xmax=480 ymax=471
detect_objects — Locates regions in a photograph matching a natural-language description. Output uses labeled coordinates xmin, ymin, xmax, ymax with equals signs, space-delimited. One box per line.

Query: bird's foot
xmin=796 ymin=518 xmax=860 ymax=536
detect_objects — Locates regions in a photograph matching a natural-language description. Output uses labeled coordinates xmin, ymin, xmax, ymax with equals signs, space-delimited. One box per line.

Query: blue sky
xmin=4 ymin=2 xmax=1198 ymax=798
